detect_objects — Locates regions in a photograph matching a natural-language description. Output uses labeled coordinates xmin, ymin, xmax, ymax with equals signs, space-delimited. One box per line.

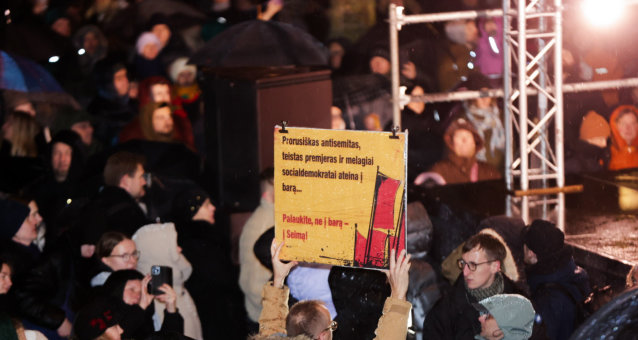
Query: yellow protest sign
xmin=274 ymin=126 xmax=407 ymax=269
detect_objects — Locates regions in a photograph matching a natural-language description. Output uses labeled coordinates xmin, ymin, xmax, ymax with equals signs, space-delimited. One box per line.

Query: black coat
xmin=176 ymin=220 xmax=245 ymax=340
xmin=423 ymin=273 xmax=526 ymax=339
xmin=564 ymin=139 xmax=609 ymax=175
xmin=78 ymin=186 xmax=150 ymax=245
xmin=12 ymin=248 xmax=82 ymax=331
xmin=527 ymin=250 xmax=591 ymax=340
xmin=118 ymin=303 xmax=184 ymax=339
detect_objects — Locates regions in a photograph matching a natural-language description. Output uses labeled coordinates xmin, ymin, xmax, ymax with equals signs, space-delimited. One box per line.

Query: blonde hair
xmin=1 ymin=111 xmax=40 ymax=157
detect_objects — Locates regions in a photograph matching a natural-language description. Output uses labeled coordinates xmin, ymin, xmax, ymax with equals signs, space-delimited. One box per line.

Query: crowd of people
xmin=2 ymin=0 xmax=638 ymax=339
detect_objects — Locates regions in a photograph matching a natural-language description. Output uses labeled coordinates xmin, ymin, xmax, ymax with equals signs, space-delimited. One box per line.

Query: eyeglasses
xmin=324 ymin=320 xmax=338 ymax=332
xmin=457 ymin=258 xmax=496 ymax=271
xmin=109 ymin=250 xmax=140 ymax=261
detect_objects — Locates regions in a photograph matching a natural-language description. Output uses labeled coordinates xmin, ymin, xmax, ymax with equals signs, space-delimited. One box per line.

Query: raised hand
xmin=156 ymin=283 xmax=177 ymax=313
xmin=385 ymin=249 xmax=411 ymax=300
xmin=271 ymin=239 xmax=298 ymax=289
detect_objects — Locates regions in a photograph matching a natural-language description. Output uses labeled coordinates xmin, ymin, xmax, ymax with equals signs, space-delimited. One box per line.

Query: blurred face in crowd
xmin=478 ymin=314 xmax=504 ymax=340
xmin=617 ymin=111 xmax=638 ymax=145
xmin=13 ymin=201 xmax=43 ymax=246
xmin=465 ymin=20 xmax=479 ymax=44
xmin=329 ymin=41 xmax=345 ymax=70
xmin=83 ymin=31 xmax=99 ymax=55
xmin=364 ymin=113 xmax=381 ymax=131
xmin=523 ymin=244 xmax=538 ymax=265
xmin=192 ymin=198 xmax=216 ymax=224
xmin=331 ymin=106 xmax=345 ymax=130
xmin=71 ymin=121 xmax=94 ymax=146
xmin=152 ymin=106 xmax=174 ymax=136
xmin=177 ymin=70 xmax=196 ymax=87
xmin=369 ymin=56 xmax=391 ymax=76
xmin=0 ymin=264 xmax=12 ymax=294
xmin=407 ymin=86 xmax=425 ymax=114
xmin=122 ymin=279 xmax=142 ymax=305
xmin=113 ymin=68 xmax=130 ymax=97
xmin=473 ymin=92 xmax=493 ymax=110
xmin=150 ymin=84 xmax=171 ymax=103
xmin=452 ymin=129 xmax=476 ymax=158
xmin=51 ymin=17 xmax=71 ymax=37
xmin=141 ymin=42 xmax=160 ymax=60
xmin=151 ymin=24 xmax=171 ymax=48
xmin=102 ymin=239 xmax=139 ymax=271
xmin=103 ymin=324 xmax=124 ymax=340
xmin=120 ymin=164 xmax=146 ymax=200
xmin=461 ymin=246 xmax=500 ymax=290
xmin=52 ymin=142 xmax=72 ymax=182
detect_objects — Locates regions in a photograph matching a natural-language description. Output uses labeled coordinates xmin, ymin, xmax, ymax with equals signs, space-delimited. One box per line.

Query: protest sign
xmin=274 ymin=126 xmax=407 ymax=269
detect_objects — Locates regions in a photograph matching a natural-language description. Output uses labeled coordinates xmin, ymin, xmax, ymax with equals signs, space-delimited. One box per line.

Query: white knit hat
xmin=168 ymin=57 xmax=197 ymax=83
xmin=136 ymin=32 xmax=161 ymax=55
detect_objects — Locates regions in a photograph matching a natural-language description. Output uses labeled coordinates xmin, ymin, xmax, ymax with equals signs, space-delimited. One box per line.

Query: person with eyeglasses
xmin=91 ymin=232 xmax=140 ymax=287
xmin=254 ymin=240 xmax=412 ymax=340
xmin=423 ymin=233 xmax=532 ymax=339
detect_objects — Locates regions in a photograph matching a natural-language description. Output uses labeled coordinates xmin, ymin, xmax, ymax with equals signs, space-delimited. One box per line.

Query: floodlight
xmin=582 ymin=0 xmax=623 ymax=27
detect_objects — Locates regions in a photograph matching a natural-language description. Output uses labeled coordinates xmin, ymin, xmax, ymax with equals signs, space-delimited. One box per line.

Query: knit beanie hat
xmin=444 ymin=117 xmax=484 ymax=153
xmin=172 ymin=187 xmax=210 ymax=222
xmin=0 ymin=199 xmax=30 ymax=242
xmin=73 ymin=297 xmax=121 ymax=340
xmin=168 ymin=57 xmax=197 ymax=83
xmin=103 ymin=269 xmax=144 ymax=300
xmin=136 ymin=32 xmax=161 ymax=56
xmin=579 ymin=110 xmax=611 ymax=141
xmin=477 ymin=294 xmax=535 ymax=340
xmin=523 ymin=219 xmax=565 ymax=261
xmin=52 ymin=109 xmax=93 ymax=134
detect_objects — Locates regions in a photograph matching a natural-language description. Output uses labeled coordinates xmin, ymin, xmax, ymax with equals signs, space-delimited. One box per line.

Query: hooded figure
xmin=429 ymin=118 xmax=501 ymax=184
xmin=102 ymin=269 xmax=184 ymax=339
xmin=522 ymin=220 xmax=590 ymax=340
xmin=133 ymin=223 xmax=202 ymax=340
xmin=608 ymin=105 xmax=638 ymax=170
xmin=73 ymin=25 xmax=108 ymax=76
xmin=565 ymin=110 xmax=610 ymax=174
xmin=119 ymin=102 xmax=195 ymax=150
xmin=88 ymin=58 xmax=136 ymax=146
xmin=173 ymin=187 xmax=245 ymax=340
xmin=475 ymin=294 xmax=535 ymax=340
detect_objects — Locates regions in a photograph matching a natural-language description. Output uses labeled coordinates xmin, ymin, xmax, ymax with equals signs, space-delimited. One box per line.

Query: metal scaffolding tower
xmin=504 ymin=0 xmax=565 ymax=226
xmin=389 ymin=0 xmax=566 ymax=227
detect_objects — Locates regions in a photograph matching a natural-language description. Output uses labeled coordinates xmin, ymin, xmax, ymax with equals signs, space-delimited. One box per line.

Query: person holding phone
xmin=101 ymin=269 xmax=183 ymax=339
xmin=133 ymin=222 xmax=202 ymax=340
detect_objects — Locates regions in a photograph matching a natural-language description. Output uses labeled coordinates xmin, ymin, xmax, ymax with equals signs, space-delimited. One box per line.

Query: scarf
xmin=467 ymin=272 xmax=505 ymax=302
xmin=465 ymin=103 xmax=505 ymax=162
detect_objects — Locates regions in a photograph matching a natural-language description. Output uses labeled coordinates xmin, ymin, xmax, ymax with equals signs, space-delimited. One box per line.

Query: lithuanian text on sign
xmin=274 ymin=126 xmax=407 ymax=269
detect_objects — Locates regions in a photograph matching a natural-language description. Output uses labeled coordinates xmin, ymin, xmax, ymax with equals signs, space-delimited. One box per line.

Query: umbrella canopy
xmin=190 ymin=20 xmax=328 ymax=68
xmin=0 ymin=50 xmax=80 ymax=109
xmin=570 ymin=287 xmax=638 ymax=339
xmin=104 ymin=0 xmax=207 ymax=42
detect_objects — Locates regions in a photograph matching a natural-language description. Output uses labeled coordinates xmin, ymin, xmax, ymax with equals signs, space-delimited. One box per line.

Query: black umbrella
xmin=569 ymin=287 xmax=638 ymax=339
xmin=104 ymin=0 xmax=207 ymax=43
xmin=189 ymin=20 xmax=328 ymax=68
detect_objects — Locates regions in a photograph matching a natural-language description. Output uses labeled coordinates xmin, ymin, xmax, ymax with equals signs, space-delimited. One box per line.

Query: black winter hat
xmin=172 ymin=187 xmax=210 ymax=222
xmin=103 ymin=269 xmax=144 ymax=300
xmin=0 ymin=199 xmax=30 ymax=242
xmin=73 ymin=297 xmax=122 ymax=340
xmin=523 ymin=220 xmax=565 ymax=260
